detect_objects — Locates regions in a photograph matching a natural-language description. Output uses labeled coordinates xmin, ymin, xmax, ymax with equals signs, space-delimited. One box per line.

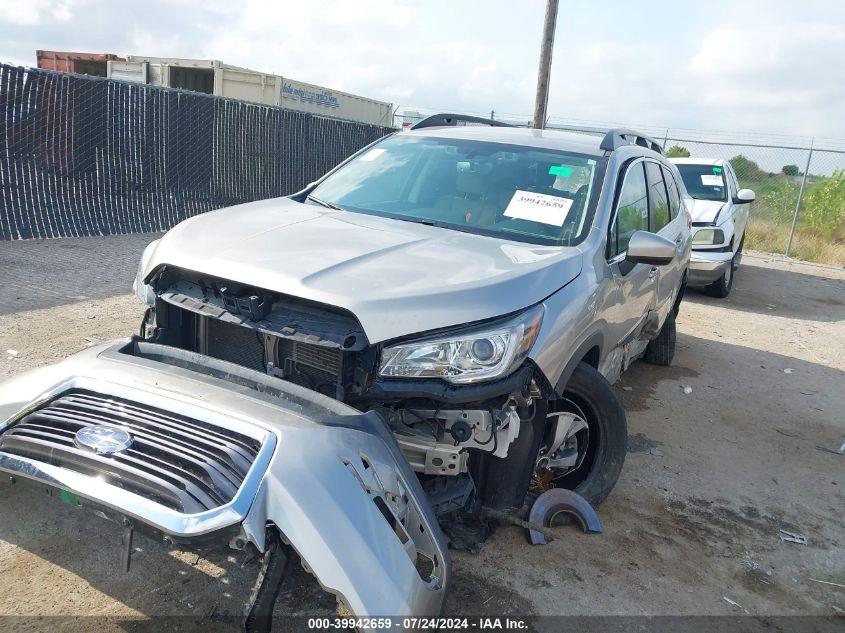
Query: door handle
xmin=648 ymin=267 xmax=658 ymax=280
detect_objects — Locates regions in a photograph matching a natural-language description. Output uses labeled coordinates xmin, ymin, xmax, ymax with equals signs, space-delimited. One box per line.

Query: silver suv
xmin=0 ymin=115 xmax=691 ymax=621
xmin=134 ymin=114 xmax=691 ymax=512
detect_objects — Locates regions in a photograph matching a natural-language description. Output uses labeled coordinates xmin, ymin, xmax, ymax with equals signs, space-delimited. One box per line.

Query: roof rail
xmin=410 ymin=113 xmax=515 ymax=131
xmin=600 ymin=128 xmax=664 ymax=155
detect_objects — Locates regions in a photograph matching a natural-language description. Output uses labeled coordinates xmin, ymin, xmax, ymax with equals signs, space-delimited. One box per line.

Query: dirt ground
xmin=0 ymin=247 xmax=842 ymax=629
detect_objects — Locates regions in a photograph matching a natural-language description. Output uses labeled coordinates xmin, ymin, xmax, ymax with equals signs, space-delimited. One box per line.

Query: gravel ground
xmin=0 ymin=239 xmax=842 ymax=630
xmin=0 ymin=234 xmax=161 ymax=316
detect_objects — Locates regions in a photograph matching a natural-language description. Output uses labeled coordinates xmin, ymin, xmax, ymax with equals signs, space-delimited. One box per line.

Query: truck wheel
xmin=644 ymin=311 xmax=676 ymax=366
xmin=703 ymin=251 xmax=736 ymax=298
xmin=733 ymin=235 xmax=745 ymax=269
xmin=540 ymin=363 xmax=628 ymax=506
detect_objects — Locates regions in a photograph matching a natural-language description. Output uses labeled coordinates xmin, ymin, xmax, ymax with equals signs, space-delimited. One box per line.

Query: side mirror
xmin=626 ymin=231 xmax=676 ymax=266
xmin=734 ymin=188 xmax=755 ymax=203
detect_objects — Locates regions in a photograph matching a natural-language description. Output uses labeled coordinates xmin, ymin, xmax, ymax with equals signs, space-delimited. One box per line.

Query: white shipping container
xmin=107 ymin=60 xmax=148 ymax=84
xmin=107 ymin=56 xmax=392 ymax=126
xmin=279 ymin=77 xmax=392 ymax=126
xmin=216 ymin=67 xmax=280 ymax=106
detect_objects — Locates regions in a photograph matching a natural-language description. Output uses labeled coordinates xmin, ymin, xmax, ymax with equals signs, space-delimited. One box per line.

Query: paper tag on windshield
xmin=504 ymin=190 xmax=573 ymax=226
xmin=360 ymin=148 xmax=386 ymax=162
xmin=700 ymin=174 xmax=722 ymax=186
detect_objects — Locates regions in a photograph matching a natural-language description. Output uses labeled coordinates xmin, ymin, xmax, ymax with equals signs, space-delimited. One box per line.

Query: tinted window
xmin=661 ymin=165 xmax=681 ymax=219
xmin=677 ymin=164 xmax=727 ymax=201
xmin=645 ymin=162 xmax=671 ymax=232
xmin=310 ymin=135 xmax=602 ymax=246
xmin=610 ymin=162 xmax=648 ymax=257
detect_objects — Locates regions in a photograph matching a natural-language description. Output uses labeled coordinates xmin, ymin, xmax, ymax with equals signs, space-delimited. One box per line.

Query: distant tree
xmin=729 ymin=154 xmax=765 ymax=181
xmin=666 ymin=145 xmax=690 ymax=158
xmin=782 ymin=164 xmax=800 ymax=176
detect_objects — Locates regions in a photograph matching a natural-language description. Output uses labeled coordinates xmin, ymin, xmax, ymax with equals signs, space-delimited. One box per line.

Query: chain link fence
xmin=658 ymin=136 xmax=845 ymax=265
xmin=396 ymin=109 xmax=845 ymax=265
xmin=3 ymin=68 xmax=842 ymax=266
xmin=0 ymin=63 xmax=393 ymax=241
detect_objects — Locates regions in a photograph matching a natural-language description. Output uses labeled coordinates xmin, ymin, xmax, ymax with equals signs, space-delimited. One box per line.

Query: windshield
xmin=309 ymin=135 xmax=603 ymax=245
xmin=676 ymin=164 xmax=727 ymax=202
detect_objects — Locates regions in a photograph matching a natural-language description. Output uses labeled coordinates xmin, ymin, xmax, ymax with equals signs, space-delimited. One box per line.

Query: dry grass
xmin=745 ymin=218 xmax=845 ymax=265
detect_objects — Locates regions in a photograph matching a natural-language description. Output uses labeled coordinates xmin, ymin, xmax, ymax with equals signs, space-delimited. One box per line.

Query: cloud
xmin=685 ymin=22 xmax=845 ymax=136
xmin=1 ymin=0 xmax=56 ymax=25
xmin=0 ymin=0 xmax=843 ymax=140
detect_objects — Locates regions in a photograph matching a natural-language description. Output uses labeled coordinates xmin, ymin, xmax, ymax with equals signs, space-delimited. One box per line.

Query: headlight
xmin=132 ymin=240 xmax=159 ymax=306
xmin=379 ymin=305 xmax=544 ymax=384
xmin=691 ymin=228 xmax=725 ymax=246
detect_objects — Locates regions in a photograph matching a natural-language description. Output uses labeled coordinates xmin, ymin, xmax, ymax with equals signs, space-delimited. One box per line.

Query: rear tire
xmin=547 ymin=363 xmax=628 ymax=506
xmin=644 ymin=311 xmax=676 ymax=366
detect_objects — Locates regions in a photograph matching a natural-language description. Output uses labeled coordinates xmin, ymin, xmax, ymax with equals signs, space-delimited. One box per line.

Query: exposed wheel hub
xmin=536 ymin=410 xmax=589 ymax=474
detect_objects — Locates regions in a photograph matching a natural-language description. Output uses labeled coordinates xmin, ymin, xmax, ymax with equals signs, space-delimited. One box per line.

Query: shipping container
xmin=279 ymin=77 xmax=392 ymax=126
xmin=107 ymin=56 xmax=392 ymax=126
xmin=37 ymin=50 xmax=124 ymax=76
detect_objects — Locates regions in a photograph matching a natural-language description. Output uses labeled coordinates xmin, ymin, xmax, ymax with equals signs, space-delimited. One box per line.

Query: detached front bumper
xmin=0 ymin=339 xmax=449 ymax=620
xmin=688 ymin=249 xmax=733 ymax=286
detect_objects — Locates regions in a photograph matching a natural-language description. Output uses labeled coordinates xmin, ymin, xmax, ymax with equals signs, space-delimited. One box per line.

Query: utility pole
xmin=533 ymin=0 xmax=559 ymax=129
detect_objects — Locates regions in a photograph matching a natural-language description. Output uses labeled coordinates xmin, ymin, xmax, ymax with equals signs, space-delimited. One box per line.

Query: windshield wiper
xmin=306 ymin=194 xmax=342 ymax=211
xmin=402 ymin=217 xmax=450 ymax=229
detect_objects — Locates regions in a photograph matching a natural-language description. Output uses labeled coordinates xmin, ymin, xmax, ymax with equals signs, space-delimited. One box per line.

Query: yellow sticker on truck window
xmin=503 ymin=190 xmax=573 ymax=226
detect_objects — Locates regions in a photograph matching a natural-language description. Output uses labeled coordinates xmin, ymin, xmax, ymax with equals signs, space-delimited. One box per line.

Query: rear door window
xmin=661 ymin=166 xmax=681 ymax=219
xmin=610 ymin=162 xmax=649 ymax=258
xmin=645 ymin=161 xmax=671 ymax=232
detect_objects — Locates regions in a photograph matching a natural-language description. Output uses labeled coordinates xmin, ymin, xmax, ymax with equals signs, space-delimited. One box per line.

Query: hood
xmin=144 ymin=197 xmax=583 ymax=343
xmin=687 ymin=198 xmax=728 ymax=224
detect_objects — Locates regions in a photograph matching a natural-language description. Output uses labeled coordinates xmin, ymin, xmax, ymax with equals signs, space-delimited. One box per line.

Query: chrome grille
xmin=0 ymin=390 xmax=262 ymax=513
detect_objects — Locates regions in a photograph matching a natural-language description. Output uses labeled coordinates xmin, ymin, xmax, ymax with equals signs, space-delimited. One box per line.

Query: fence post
xmin=662 ymin=128 xmax=669 ymax=150
xmin=785 ymin=138 xmax=814 ymax=258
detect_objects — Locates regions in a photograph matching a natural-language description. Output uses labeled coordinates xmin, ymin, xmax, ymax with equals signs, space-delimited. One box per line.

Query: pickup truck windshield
xmin=309 ymin=135 xmax=602 ymax=245
xmin=676 ymin=164 xmax=727 ymax=202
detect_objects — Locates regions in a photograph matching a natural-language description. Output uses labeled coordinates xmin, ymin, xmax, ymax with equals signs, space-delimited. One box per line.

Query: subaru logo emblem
xmin=74 ymin=425 xmax=134 ymax=455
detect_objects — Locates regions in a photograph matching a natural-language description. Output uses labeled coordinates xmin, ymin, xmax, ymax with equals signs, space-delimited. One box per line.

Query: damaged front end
xmin=0 ymin=339 xmax=449 ymax=621
xmin=138 ymin=267 xmax=564 ymax=520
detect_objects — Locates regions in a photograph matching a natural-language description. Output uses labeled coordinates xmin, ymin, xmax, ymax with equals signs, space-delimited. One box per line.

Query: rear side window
xmin=610 ymin=162 xmax=648 ymax=258
xmin=645 ymin=161 xmax=671 ymax=232
xmin=662 ymin=165 xmax=681 ymax=219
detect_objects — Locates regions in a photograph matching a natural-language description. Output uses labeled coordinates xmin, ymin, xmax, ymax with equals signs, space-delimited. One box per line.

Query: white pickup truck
xmin=671 ymin=158 xmax=755 ymax=298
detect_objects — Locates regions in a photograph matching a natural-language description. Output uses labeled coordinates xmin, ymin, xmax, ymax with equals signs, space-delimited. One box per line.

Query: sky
xmin=2 ymin=0 xmax=845 ymax=144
